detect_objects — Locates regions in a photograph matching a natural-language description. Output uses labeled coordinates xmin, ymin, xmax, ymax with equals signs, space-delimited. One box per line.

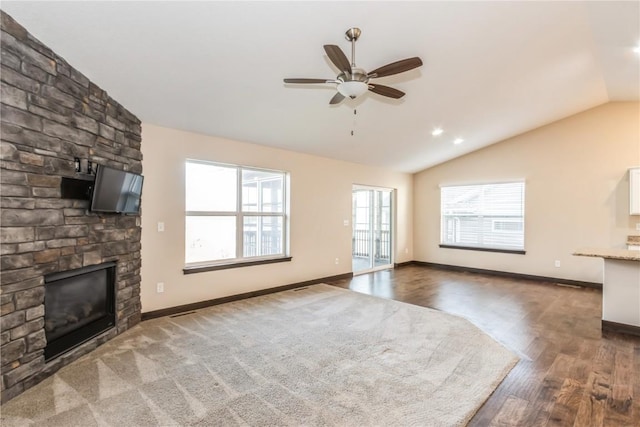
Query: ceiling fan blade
xmin=368 ymin=84 xmax=405 ymax=99
xmin=324 ymin=45 xmax=352 ymax=75
xmin=329 ymin=92 xmax=345 ymax=105
xmin=368 ymin=57 xmax=423 ymax=78
xmin=284 ymin=78 xmax=332 ymax=84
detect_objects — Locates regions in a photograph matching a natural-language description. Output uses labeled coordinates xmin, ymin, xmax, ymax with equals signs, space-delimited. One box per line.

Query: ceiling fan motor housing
xmin=338 ymin=67 xmax=369 ymax=83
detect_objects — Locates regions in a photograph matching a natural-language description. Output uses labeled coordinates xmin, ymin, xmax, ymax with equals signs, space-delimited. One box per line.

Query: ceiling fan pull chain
xmin=351 ymin=108 xmax=357 ymax=136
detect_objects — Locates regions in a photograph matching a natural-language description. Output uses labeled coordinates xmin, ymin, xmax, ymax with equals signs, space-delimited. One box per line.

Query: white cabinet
xmin=602 ymin=258 xmax=640 ymax=327
xmin=631 ymin=167 xmax=640 ymax=215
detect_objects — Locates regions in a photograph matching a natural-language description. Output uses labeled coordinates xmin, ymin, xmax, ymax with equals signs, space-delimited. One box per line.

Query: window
xmin=185 ymin=160 xmax=288 ymax=268
xmin=440 ymin=181 xmax=525 ymax=253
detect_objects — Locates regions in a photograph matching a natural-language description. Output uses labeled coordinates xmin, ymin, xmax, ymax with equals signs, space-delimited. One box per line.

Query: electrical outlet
xmin=405 ymin=248 xmax=409 ymax=254
xmin=335 ymin=258 xmax=339 ymax=265
xmin=343 ymin=219 xmax=349 ymax=226
xmin=157 ymin=222 xmax=165 ymax=232
xmin=156 ymin=282 xmax=164 ymax=293
xmin=554 ymin=260 xmax=561 ymax=268
xmin=636 ymin=223 xmax=640 ymax=231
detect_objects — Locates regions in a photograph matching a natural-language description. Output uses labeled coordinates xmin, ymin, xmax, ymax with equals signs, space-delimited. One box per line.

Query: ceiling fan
xmin=284 ymin=27 xmax=423 ymax=105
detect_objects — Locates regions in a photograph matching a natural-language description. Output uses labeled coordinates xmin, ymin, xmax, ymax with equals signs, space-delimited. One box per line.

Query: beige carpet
xmin=1 ymin=284 xmax=518 ymax=426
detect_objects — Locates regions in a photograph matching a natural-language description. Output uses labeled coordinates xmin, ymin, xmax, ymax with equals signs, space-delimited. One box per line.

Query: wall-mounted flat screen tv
xmin=90 ymin=165 xmax=143 ymax=214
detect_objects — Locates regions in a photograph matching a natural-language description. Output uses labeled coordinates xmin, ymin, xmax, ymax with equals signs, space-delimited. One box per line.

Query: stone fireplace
xmin=0 ymin=12 xmax=142 ymax=402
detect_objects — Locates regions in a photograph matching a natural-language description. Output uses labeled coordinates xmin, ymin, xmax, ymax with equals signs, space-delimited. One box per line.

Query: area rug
xmin=1 ymin=284 xmax=518 ymax=426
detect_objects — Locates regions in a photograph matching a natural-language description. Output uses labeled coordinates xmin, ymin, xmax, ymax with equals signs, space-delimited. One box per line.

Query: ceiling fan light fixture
xmin=337 ymin=81 xmax=369 ymax=99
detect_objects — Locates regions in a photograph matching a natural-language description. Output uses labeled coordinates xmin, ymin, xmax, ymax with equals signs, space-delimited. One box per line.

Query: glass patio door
xmin=352 ymin=186 xmax=393 ymax=274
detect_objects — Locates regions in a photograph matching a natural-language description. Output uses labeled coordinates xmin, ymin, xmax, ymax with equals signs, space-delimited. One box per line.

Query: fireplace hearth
xmin=44 ymin=262 xmax=116 ymax=361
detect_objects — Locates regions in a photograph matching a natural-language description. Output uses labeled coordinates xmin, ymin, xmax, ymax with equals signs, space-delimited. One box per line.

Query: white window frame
xmin=440 ymin=181 xmax=525 ymax=253
xmin=185 ymin=159 xmax=290 ymax=270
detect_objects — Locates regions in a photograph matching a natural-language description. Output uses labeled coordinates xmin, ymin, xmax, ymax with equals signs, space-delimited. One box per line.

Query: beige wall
xmin=140 ymin=124 xmax=413 ymax=312
xmin=414 ymin=102 xmax=640 ymax=283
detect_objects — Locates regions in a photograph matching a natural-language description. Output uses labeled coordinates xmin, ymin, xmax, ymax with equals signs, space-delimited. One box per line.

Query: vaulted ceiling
xmin=3 ymin=1 xmax=639 ymax=173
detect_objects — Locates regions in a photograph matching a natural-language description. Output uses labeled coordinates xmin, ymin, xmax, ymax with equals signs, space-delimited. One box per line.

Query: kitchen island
xmin=573 ymin=248 xmax=640 ymax=336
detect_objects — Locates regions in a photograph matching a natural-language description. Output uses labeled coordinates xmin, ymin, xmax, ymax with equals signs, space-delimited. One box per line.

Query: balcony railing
xmin=352 ymin=229 xmax=391 ymax=260
xmin=244 ymin=231 xmax=281 ymax=257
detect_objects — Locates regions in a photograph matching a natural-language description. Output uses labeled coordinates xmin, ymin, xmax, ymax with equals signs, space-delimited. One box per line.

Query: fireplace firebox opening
xmin=44 ymin=262 xmax=116 ymax=361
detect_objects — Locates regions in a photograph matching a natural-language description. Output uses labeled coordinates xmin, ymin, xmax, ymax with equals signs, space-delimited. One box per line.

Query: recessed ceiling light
xmin=453 ymin=138 xmax=464 ymax=145
xmin=432 ymin=128 xmax=443 ymax=136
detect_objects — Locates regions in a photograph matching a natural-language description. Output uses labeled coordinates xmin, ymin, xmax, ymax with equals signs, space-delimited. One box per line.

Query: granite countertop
xmin=628 ymin=235 xmax=640 ymax=245
xmin=573 ymin=248 xmax=640 ymax=261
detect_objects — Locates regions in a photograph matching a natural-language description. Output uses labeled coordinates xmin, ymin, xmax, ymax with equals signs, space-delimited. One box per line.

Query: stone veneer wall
xmin=0 ymin=12 xmax=143 ymax=402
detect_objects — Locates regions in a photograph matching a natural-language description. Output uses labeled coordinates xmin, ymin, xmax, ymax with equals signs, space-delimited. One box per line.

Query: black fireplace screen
xmin=44 ymin=262 xmax=116 ymax=361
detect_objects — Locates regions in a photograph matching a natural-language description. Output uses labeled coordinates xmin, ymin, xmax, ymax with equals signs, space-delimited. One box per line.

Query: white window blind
xmin=440 ymin=181 xmax=525 ymax=252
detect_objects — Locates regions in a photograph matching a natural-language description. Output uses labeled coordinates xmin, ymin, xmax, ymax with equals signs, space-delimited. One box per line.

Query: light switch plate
xmin=157 ymin=222 xmax=165 ymax=232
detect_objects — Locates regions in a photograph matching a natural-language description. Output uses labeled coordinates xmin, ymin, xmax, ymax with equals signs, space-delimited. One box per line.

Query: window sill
xmin=183 ymin=256 xmax=292 ymax=274
xmin=439 ymin=244 xmax=526 ymax=255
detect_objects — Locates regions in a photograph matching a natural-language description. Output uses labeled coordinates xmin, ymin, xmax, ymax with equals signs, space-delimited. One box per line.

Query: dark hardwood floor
xmin=327 ymin=265 xmax=640 ymax=427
